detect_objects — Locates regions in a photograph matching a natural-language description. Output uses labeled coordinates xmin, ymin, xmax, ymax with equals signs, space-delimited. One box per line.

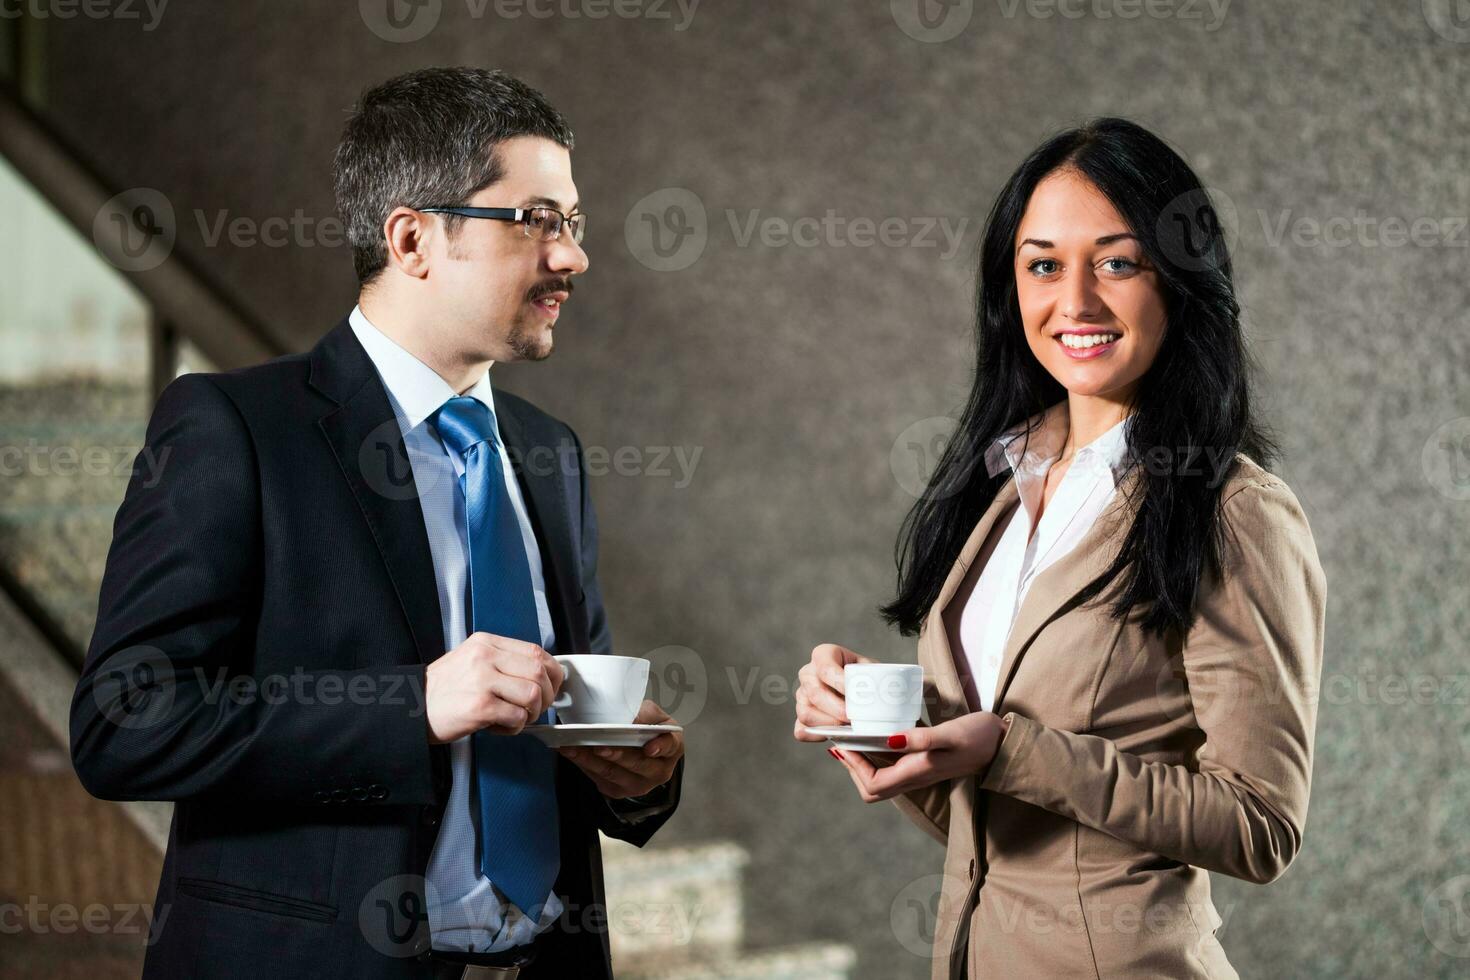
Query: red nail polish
xmin=887 ymin=734 xmax=908 ymax=750
xmin=828 ymin=748 xmax=840 ymax=759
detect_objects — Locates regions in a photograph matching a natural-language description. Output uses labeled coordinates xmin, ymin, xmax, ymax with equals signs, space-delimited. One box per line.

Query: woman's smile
xmin=1054 ymin=329 xmax=1122 ymax=359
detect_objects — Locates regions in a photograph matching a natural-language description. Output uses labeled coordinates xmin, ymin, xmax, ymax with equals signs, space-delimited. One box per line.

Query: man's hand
xmin=793 ymin=643 xmax=874 ymax=741
xmin=828 ymin=712 xmax=1009 ymax=802
xmin=556 ymin=700 xmax=683 ymax=799
xmin=425 ymin=633 xmax=565 ymax=743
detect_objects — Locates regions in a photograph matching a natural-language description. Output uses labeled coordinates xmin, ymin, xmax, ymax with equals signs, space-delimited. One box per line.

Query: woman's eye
xmin=1027 ymin=259 xmax=1060 ymax=277
xmin=1100 ymin=257 xmax=1139 ymax=275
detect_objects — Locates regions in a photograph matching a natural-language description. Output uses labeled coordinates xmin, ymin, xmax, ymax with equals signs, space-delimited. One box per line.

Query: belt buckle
xmin=459 ymin=966 xmax=518 ymax=980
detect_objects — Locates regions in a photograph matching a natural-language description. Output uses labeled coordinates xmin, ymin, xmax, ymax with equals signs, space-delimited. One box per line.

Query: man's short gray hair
xmin=333 ymin=66 xmax=574 ymax=285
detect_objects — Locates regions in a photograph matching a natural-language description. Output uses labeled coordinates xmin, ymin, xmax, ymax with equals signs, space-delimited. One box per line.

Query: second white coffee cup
xmin=552 ymin=655 xmax=650 ymax=725
xmin=844 ymin=663 xmax=924 ymax=736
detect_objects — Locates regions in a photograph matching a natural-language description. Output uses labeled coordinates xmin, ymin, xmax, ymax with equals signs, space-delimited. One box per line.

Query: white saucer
xmin=525 ymin=723 xmax=682 ymax=748
xmin=801 ymin=725 xmax=905 ymax=754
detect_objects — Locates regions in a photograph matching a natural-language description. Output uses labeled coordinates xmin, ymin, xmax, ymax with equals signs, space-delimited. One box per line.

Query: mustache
xmin=526 ymin=278 xmax=575 ymax=302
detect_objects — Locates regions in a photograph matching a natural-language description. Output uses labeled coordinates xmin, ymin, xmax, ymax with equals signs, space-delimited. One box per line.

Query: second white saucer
xmin=801 ymin=725 xmax=905 ymax=754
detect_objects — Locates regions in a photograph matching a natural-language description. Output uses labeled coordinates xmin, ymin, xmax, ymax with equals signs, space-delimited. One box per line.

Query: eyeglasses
xmin=417 ymin=205 xmax=586 ymax=244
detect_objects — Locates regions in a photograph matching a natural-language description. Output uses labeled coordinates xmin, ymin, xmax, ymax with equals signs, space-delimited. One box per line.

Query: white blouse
xmin=956 ymin=402 xmax=1133 ymax=712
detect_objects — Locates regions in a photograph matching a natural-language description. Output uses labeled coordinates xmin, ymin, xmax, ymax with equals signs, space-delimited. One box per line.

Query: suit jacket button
xmin=370 ymin=785 xmax=389 ymax=801
xmin=329 ymin=789 xmax=347 ymax=803
xmin=313 ymin=790 xmax=330 ymax=803
xmin=350 ymin=786 xmax=369 ymax=802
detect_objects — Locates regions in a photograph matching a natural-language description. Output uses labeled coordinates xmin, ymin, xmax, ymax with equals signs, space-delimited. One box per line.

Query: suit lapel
xmin=914 ymin=478 xmax=1021 ymax=881
xmin=493 ymin=401 xmax=585 ymax=653
xmin=922 ymin=477 xmax=1021 ymax=725
xmin=310 ymin=321 xmax=446 ymax=666
xmin=989 ymin=463 xmax=1143 ymax=711
xmin=922 ymin=462 xmax=1144 ymax=718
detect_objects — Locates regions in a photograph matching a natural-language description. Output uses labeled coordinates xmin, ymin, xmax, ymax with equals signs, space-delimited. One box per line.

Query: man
xmin=70 ymin=67 xmax=683 ymax=979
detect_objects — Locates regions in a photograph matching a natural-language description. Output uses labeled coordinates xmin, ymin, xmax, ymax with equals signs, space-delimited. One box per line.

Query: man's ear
xmin=382 ymin=207 xmax=433 ymax=281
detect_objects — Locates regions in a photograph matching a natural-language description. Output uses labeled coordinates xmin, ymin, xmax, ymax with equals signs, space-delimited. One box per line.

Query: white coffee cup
xmin=844 ymin=663 xmax=924 ymax=736
xmin=552 ymin=655 xmax=650 ymax=725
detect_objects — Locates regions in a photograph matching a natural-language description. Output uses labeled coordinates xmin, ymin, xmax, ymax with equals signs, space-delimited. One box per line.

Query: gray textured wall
xmin=38 ymin=1 xmax=1470 ymax=976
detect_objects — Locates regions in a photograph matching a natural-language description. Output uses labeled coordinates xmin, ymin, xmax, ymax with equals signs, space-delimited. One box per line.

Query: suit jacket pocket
xmin=177 ymin=877 xmax=338 ymax=923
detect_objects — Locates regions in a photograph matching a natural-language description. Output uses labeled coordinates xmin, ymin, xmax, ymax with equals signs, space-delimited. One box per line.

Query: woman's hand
xmin=793 ymin=643 xmax=875 ymax=741
xmin=828 ymin=712 xmax=1009 ymax=802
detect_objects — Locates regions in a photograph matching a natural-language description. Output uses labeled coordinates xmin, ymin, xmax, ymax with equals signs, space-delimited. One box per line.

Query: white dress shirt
xmin=956 ymin=401 xmax=1134 ymax=712
xmin=348 ymin=306 xmax=563 ymax=952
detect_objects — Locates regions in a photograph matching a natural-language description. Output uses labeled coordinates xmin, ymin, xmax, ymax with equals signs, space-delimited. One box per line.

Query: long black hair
xmin=881 ymin=117 xmax=1277 ymax=639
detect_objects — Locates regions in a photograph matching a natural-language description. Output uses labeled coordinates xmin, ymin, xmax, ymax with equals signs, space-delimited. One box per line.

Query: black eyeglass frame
xmin=416 ymin=205 xmax=586 ymax=244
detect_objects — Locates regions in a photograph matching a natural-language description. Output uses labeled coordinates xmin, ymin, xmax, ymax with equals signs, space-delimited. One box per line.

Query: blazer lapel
xmin=493 ymin=401 xmax=585 ymax=653
xmin=309 ymin=320 xmax=446 ymax=666
xmin=922 ymin=477 xmax=1021 ymax=725
xmin=990 ymin=463 xmax=1143 ymax=711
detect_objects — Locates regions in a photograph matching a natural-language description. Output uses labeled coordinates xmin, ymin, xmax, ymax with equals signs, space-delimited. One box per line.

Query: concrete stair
xmin=0 ymin=380 xmax=151 ymax=653
xmin=601 ymin=836 xmax=855 ymax=980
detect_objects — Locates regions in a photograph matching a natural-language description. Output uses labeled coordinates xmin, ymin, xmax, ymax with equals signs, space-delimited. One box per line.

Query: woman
xmin=794 ymin=118 xmax=1326 ymax=979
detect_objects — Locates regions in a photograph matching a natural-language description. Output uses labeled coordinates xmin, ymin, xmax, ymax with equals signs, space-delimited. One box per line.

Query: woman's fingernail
xmin=828 ymin=748 xmax=840 ymax=760
xmin=887 ymin=734 xmax=908 ymax=750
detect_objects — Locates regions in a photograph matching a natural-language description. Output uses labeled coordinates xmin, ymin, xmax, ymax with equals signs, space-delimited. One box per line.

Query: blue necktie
xmin=433 ymin=395 xmax=559 ymax=920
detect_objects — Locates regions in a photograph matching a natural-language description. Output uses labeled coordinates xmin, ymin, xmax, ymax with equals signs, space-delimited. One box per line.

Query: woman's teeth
xmin=1059 ymin=333 xmax=1120 ymax=349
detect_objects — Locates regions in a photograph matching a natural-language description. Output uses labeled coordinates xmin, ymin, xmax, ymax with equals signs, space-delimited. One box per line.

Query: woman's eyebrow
xmin=1018 ymin=232 xmax=1138 ymax=250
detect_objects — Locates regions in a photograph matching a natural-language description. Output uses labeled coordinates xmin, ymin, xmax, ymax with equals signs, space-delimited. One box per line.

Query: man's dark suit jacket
xmin=69 ymin=319 xmax=681 ymax=979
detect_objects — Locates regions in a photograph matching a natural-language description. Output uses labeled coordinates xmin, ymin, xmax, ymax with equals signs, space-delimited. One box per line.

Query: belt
xmin=426 ymin=946 xmax=535 ymax=980
xmin=429 ymin=966 xmax=520 ymax=980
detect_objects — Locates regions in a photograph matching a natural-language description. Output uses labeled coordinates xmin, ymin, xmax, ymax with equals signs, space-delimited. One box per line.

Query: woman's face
xmin=1014 ymin=169 xmax=1167 ymax=402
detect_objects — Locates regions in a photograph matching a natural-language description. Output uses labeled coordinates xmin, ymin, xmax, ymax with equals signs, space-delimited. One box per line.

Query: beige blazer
xmin=894 ymin=453 xmax=1327 ymax=979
